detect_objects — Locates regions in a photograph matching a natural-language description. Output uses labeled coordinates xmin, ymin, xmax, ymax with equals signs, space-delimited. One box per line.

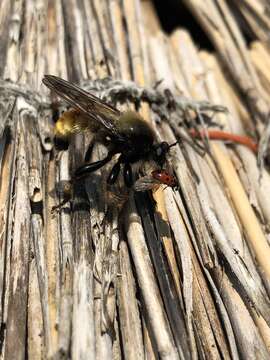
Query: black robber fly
xmin=43 ymin=75 xmax=177 ymax=188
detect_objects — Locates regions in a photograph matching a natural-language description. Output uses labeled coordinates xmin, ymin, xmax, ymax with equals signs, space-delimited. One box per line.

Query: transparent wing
xmin=133 ymin=175 xmax=161 ymax=191
xmin=43 ymin=75 xmax=122 ymax=137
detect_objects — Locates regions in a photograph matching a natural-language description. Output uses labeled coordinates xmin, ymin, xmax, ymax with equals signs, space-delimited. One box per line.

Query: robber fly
xmin=43 ymin=75 xmax=178 ymax=188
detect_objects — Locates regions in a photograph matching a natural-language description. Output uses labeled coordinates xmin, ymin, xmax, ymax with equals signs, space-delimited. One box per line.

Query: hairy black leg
xmin=84 ymin=141 xmax=94 ymax=162
xmin=75 ymin=152 xmax=114 ymax=178
xmin=107 ymin=160 xmax=121 ymax=184
xmin=123 ymin=163 xmax=133 ymax=187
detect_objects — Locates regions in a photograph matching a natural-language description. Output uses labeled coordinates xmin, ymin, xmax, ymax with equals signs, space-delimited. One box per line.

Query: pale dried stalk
xmin=164 ymin=190 xmax=196 ymax=358
xmin=56 ymin=151 xmax=73 ymax=357
xmin=212 ymin=145 xmax=270 ymax=279
xmin=28 ymin=257 xmax=44 ymax=360
xmin=3 ymin=0 xmax=24 ymax=82
xmin=0 ymin=0 xmax=12 ymax=75
xmin=45 ymin=157 xmax=61 ymax=357
xmin=28 ymin=132 xmax=51 ymax=358
xmin=72 ymin=263 xmax=95 ymax=359
xmin=21 ymin=4 xmax=52 ymax=356
xmin=70 ymin=140 xmax=95 ymax=360
xmin=116 ymin=241 xmax=144 ymax=360
xmin=4 ymin=111 xmax=31 ymax=359
xmin=250 ymin=42 xmax=270 ymax=101
xmin=125 ymin=197 xmax=179 ymax=360
xmin=1 ymin=8 xmax=36 ymax=359
xmin=0 ymin=137 xmax=12 ymax=317
xmin=220 ymin=271 xmax=269 ymax=359
xmin=230 ymin=0 xmax=270 ymax=43
xmin=108 ymin=0 xmax=131 ymax=80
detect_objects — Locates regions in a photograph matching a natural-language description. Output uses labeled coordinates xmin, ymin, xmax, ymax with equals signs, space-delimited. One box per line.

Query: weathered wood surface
xmin=0 ymin=0 xmax=270 ymax=359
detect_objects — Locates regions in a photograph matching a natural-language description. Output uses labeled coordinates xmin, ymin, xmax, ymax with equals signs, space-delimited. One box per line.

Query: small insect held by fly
xmin=151 ymin=169 xmax=178 ymax=189
xmin=133 ymin=169 xmax=178 ymax=192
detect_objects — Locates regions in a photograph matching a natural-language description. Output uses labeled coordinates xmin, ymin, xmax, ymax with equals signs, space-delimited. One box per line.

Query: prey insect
xmin=43 ymin=75 xmax=178 ymax=188
xmin=133 ymin=169 xmax=178 ymax=192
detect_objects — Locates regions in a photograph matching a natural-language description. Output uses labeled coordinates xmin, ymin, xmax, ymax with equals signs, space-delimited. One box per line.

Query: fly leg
xmin=84 ymin=140 xmax=95 ymax=162
xmin=107 ymin=159 xmax=121 ymax=184
xmin=123 ymin=162 xmax=133 ymax=187
xmin=75 ymin=151 xmax=115 ymax=178
xmin=107 ymin=155 xmax=133 ymax=187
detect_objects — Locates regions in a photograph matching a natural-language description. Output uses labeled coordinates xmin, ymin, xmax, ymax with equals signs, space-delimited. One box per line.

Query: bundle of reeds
xmin=0 ymin=0 xmax=270 ymax=359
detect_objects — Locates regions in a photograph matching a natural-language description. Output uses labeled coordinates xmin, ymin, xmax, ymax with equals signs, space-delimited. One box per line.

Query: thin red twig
xmin=189 ymin=129 xmax=258 ymax=153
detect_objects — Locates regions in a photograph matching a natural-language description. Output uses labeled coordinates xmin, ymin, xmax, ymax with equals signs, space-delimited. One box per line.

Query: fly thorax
xmin=117 ymin=111 xmax=155 ymax=149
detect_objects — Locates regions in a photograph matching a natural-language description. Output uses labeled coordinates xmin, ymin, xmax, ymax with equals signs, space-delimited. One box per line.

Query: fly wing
xmin=43 ymin=75 xmax=122 ymax=137
xmin=133 ymin=175 xmax=161 ymax=192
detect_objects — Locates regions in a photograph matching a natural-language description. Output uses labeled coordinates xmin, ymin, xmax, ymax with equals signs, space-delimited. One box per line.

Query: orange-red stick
xmin=189 ymin=129 xmax=258 ymax=153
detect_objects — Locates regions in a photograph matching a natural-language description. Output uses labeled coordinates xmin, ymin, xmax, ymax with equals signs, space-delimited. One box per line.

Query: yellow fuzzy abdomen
xmin=54 ymin=109 xmax=90 ymax=138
